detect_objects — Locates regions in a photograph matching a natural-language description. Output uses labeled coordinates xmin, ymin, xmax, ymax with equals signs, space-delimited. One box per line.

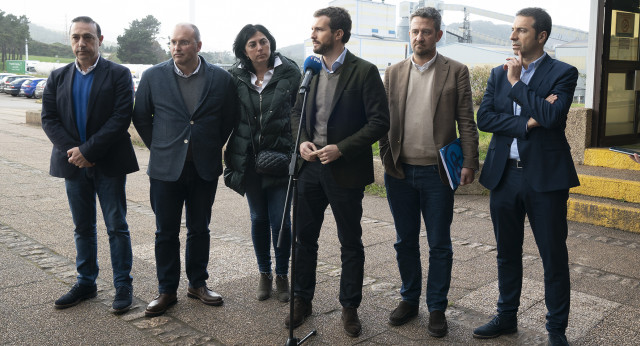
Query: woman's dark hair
xmin=233 ymin=24 xmax=277 ymax=73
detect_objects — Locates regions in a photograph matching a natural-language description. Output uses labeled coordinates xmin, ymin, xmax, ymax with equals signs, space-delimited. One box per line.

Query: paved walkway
xmin=1 ymin=98 xmax=640 ymax=345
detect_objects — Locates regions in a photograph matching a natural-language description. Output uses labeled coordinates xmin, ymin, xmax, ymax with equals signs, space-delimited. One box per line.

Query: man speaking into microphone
xmin=285 ymin=6 xmax=390 ymax=338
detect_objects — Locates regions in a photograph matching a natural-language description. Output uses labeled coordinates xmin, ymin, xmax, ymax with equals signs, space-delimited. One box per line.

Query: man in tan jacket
xmin=379 ymin=6 xmax=479 ymax=338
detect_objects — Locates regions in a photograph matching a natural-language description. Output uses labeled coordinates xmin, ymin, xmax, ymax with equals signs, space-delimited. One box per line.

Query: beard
xmin=313 ymin=40 xmax=333 ymax=55
xmin=412 ymin=42 xmax=434 ymax=58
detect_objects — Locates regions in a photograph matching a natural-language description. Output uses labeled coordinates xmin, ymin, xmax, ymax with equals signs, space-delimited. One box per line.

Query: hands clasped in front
xmin=67 ymin=147 xmax=95 ymax=168
xmin=300 ymin=141 xmax=342 ymax=164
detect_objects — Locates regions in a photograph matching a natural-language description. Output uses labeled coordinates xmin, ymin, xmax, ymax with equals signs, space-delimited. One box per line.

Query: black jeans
xmin=293 ymin=160 xmax=365 ymax=308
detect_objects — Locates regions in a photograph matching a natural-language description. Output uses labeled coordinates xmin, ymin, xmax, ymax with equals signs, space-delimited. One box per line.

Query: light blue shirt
xmin=321 ymin=48 xmax=347 ymax=73
xmin=510 ymin=52 xmax=547 ymax=160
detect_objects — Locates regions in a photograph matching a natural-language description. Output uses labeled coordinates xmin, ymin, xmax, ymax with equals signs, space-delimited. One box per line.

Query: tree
xmin=469 ymin=64 xmax=493 ymax=106
xmin=116 ymin=15 xmax=167 ymax=64
xmin=0 ymin=11 xmax=30 ymax=70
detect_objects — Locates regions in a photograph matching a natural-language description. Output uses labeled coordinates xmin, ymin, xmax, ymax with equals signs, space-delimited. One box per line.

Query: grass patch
xmin=29 ymin=55 xmax=74 ymax=63
xmin=365 ymin=183 xmax=386 ymax=198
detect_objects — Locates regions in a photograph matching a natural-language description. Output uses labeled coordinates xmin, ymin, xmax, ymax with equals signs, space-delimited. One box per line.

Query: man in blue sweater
xmin=42 ymin=16 xmax=139 ymax=314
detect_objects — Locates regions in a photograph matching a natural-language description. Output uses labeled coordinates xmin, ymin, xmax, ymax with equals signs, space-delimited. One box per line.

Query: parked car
xmin=19 ymin=78 xmax=45 ymax=98
xmin=6 ymin=78 xmax=30 ymax=96
xmin=34 ymin=79 xmax=47 ymax=99
xmin=1 ymin=75 xmax=27 ymax=93
xmin=0 ymin=74 xmax=17 ymax=93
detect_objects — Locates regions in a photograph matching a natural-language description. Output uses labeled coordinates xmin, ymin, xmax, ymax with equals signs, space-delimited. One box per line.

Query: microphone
xmin=299 ymin=55 xmax=322 ymax=94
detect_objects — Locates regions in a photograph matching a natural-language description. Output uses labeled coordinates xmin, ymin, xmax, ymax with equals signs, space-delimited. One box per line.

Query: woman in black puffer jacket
xmin=224 ymin=24 xmax=301 ymax=303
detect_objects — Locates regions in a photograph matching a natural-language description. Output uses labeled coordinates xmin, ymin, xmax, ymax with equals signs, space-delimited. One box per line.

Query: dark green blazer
xmin=291 ymin=50 xmax=390 ymax=189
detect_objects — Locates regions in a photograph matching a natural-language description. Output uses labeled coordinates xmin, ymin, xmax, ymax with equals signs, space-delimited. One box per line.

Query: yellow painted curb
xmin=571 ymin=174 xmax=640 ymax=203
xmin=584 ymin=148 xmax=640 ymax=171
xmin=567 ymin=198 xmax=640 ymax=233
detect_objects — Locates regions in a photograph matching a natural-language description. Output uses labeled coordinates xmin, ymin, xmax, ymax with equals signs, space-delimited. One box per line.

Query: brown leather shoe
xmin=284 ymin=297 xmax=312 ymax=328
xmin=187 ymin=286 xmax=223 ymax=306
xmin=342 ymin=307 xmax=362 ymax=337
xmin=145 ymin=293 xmax=177 ymax=317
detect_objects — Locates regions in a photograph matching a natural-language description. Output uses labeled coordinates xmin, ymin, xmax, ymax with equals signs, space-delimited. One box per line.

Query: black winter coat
xmin=223 ymin=53 xmax=301 ymax=195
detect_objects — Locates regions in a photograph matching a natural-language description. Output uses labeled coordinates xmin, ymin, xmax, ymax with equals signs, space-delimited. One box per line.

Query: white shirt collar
xmin=174 ymin=56 xmax=202 ymax=78
xmin=249 ymin=56 xmax=282 ymax=93
xmin=75 ymin=54 xmax=100 ymax=75
xmin=411 ymin=52 xmax=438 ymax=72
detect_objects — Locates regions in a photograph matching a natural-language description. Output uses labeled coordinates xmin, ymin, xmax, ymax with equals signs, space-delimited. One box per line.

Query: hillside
xmin=29 ymin=23 xmax=67 ymax=44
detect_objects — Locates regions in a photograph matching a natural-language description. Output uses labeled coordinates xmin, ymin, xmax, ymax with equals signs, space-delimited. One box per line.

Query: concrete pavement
xmin=1 ymin=96 xmax=640 ymax=345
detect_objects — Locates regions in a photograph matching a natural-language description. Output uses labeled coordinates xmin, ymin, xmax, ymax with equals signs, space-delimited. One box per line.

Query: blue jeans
xmin=244 ymin=167 xmax=291 ymax=276
xmin=385 ymin=164 xmax=454 ymax=312
xmin=65 ymin=168 xmax=133 ymax=289
xmin=150 ymin=162 xmax=217 ymax=294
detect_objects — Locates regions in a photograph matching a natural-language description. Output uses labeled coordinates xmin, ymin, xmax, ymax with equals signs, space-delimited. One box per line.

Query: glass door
xmin=601 ymin=0 xmax=640 ymax=145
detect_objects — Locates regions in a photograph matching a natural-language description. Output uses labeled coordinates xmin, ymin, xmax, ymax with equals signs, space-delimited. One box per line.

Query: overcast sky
xmin=2 ymin=0 xmax=591 ymax=52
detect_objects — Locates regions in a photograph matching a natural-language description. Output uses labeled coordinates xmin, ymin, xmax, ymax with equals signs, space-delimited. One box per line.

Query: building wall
xmin=330 ymin=0 xmax=397 ymax=38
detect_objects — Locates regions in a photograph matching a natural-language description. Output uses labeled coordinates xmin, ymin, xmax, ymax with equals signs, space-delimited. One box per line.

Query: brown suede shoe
xmin=342 ymin=307 xmax=362 ymax=337
xmin=284 ymin=297 xmax=312 ymax=328
xmin=428 ymin=310 xmax=448 ymax=337
xmin=388 ymin=301 xmax=419 ymax=326
xmin=145 ymin=293 xmax=177 ymax=317
xmin=187 ymin=286 xmax=223 ymax=306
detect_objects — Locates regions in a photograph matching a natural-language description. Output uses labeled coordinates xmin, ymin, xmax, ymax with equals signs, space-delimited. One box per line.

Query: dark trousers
xmin=294 ymin=160 xmax=365 ymax=308
xmin=150 ymin=162 xmax=217 ymax=294
xmin=490 ymin=165 xmax=570 ymax=335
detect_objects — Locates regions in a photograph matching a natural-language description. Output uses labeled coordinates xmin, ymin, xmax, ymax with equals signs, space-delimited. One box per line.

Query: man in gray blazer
xmin=133 ymin=23 xmax=237 ymax=317
xmin=380 ymin=7 xmax=479 ymax=337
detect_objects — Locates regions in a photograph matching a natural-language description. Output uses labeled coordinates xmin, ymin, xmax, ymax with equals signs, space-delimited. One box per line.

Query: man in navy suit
xmin=472 ymin=8 xmax=578 ymax=346
xmin=133 ymin=23 xmax=237 ymax=317
xmin=42 ymin=16 xmax=139 ymax=314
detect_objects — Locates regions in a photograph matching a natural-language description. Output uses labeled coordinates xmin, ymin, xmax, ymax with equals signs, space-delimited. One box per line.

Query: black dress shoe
xmin=284 ymin=297 xmax=312 ymax=328
xmin=388 ymin=301 xmax=419 ymax=326
xmin=473 ymin=314 xmax=517 ymax=339
xmin=342 ymin=307 xmax=362 ymax=337
xmin=54 ymin=282 xmax=97 ymax=309
xmin=548 ymin=333 xmax=569 ymax=346
xmin=187 ymin=286 xmax=223 ymax=306
xmin=112 ymin=285 xmax=133 ymax=314
xmin=145 ymin=293 xmax=177 ymax=317
xmin=428 ymin=310 xmax=448 ymax=337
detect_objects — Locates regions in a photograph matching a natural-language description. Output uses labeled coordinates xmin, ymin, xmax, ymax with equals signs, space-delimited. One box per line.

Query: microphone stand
xmin=277 ymin=82 xmax=317 ymax=346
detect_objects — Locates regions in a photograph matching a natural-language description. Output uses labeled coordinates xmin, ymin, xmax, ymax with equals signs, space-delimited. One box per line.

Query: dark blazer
xmin=380 ymin=54 xmax=479 ymax=185
xmin=291 ymin=50 xmax=390 ymax=189
xmin=477 ymin=54 xmax=580 ymax=192
xmin=41 ymin=57 xmax=139 ymax=178
xmin=132 ymin=56 xmax=237 ymax=182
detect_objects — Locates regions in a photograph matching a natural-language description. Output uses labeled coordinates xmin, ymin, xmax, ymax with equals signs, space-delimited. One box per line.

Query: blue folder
xmin=439 ymin=138 xmax=463 ymax=190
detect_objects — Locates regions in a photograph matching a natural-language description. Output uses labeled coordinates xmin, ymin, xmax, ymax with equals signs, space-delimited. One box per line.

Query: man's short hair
xmin=175 ymin=23 xmax=201 ymax=43
xmin=71 ymin=16 xmax=101 ymax=37
xmin=516 ymin=7 xmax=552 ymax=44
xmin=314 ymin=6 xmax=352 ymax=43
xmin=410 ymin=7 xmax=442 ymax=32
